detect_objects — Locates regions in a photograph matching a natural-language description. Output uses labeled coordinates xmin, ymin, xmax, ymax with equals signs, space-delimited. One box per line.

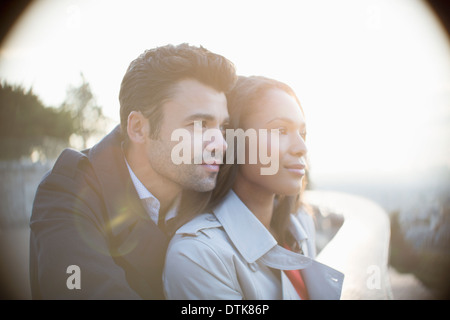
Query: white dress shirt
xmin=124 ymin=158 xmax=177 ymax=226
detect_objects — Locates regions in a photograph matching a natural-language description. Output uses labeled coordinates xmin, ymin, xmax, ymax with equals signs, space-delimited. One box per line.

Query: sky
xmin=0 ymin=0 xmax=449 ymax=183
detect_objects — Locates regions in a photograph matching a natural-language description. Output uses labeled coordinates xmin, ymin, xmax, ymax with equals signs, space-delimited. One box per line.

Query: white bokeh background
xmin=1 ymin=0 xmax=449 ymax=184
xmin=1 ymin=0 xmax=449 ymax=300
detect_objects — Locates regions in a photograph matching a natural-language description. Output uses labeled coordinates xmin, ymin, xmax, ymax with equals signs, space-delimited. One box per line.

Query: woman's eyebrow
xmin=266 ymin=117 xmax=305 ymax=128
xmin=267 ymin=117 xmax=294 ymax=124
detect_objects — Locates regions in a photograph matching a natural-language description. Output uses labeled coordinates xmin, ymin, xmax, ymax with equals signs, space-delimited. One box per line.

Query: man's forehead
xmin=161 ymin=87 xmax=228 ymax=124
xmin=170 ymin=78 xmax=221 ymax=99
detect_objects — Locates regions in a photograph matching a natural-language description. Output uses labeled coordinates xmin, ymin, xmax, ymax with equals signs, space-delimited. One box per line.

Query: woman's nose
xmin=290 ymin=132 xmax=307 ymax=157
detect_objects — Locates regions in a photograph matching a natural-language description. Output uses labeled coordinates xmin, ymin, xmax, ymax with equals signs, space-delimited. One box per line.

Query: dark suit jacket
xmin=30 ymin=125 xmax=168 ymax=299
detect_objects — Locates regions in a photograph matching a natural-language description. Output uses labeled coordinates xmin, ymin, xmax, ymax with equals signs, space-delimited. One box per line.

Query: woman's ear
xmin=127 ymin=111 xmax=149 ymax=144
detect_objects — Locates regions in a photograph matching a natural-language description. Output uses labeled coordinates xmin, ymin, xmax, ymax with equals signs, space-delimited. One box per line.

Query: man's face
xmin=145 ymin=78 xmax=229 ymax=192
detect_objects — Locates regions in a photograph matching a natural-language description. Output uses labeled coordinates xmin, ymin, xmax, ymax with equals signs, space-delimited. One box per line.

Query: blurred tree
xmin=61 ymin=73 xmax=109 ymax=149
xmin=0 ymin=81 xmax=74 ymax=160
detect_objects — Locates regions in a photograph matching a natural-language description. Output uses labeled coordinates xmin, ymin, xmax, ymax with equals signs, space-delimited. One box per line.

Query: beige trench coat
xmin=163 ymin=191 xmax=344 ymax=300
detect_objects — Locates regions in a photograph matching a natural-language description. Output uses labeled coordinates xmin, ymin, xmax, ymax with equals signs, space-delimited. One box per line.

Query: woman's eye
xmin=300 ymin=130 xmax=307 ymax=140
xmin=278 ymin=127 xmax=287 ymax=135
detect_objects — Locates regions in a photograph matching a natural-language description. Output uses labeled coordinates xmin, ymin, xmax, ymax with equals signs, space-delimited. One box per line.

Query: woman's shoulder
xmin=167 ymin=213 xmax=236 ymax=260
xmin=164 ymin=213 xmax=244 ymax=299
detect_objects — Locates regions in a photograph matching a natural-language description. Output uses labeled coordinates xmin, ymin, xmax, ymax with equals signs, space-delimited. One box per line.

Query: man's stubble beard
xmin=147 ymin=139 xmax=218 ymax=192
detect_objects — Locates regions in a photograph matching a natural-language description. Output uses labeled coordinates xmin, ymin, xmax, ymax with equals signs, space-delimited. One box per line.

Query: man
xmin=29 ymin=43 xmax=237 ymax=299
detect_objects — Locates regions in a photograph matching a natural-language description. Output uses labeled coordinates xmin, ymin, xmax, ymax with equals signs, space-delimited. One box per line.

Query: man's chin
xmin=189 ymin=174 xmax=218 ymax=192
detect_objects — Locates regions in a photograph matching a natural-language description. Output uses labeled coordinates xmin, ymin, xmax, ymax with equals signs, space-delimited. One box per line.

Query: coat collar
xmin=213 ymin=190 xmax=278 ymax=264
xmin=83 ymin=125 xmax=168 ymax=298
xmin=174 ymin=190 xmax=344 ymax=299
xmin=213 ymin=191 xmax=312 ymax=270
xmin=87 ymin=125 xmax=163 ymax=238
xmin=175 ymin=190 xmax=315 ymax=269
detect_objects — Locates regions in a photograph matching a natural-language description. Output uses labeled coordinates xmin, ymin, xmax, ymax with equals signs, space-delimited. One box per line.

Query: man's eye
xmin=220 ymin=124 xmax=229 ymax=135
xmin=190 ymin=120 xmax=204 ymax=128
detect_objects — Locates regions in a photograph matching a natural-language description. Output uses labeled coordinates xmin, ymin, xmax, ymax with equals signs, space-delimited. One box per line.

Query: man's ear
xmin=127 ymin=111 xmax=149 ymax=144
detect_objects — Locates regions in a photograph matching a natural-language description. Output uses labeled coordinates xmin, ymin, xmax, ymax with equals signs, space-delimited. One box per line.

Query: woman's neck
xmin=232 ymin=174 xmax=275 ymax=230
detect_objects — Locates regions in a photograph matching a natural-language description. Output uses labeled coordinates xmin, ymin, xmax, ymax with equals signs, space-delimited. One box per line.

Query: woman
xmin=163 ymin=76 xmax=344 ymax=299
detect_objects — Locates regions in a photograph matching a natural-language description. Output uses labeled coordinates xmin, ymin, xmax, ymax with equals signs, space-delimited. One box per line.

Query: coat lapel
xmin=280 ymin=213 xmax=344 ymax=299
xmin=88 ymin=125 xmax=169 ymax=299
xmin=302 ymin=260 xmax=344 ymax=300
xmin=281 ymin=272 xmax=301 ymax=299
xmin=276 ymin=255 xmax=343 ymax=300
xmin=88 ymin=126 xmax=146 ymax=236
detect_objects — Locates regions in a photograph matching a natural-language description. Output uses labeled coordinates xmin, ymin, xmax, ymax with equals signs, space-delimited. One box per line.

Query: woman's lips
xmin=284 ymin=163 xmax=306 ymax=176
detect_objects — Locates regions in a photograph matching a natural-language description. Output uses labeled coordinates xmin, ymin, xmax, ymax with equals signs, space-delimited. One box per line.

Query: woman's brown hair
xmin=173 ymin=76 xmax=309 ymax=244
xmin=208 ymin=75 xmax=309 ymax=246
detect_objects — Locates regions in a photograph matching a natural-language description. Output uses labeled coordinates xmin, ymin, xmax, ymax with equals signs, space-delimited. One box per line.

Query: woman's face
xmin=236 ymin=88 xmax=307 ymax=196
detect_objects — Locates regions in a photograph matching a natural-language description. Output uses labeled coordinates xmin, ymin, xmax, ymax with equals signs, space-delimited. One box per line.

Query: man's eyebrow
xmin=184 ymin=113 xmax=230 ymax=124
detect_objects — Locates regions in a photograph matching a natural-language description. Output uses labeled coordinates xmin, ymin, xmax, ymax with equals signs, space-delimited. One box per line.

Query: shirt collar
xmin=213 ymin=190 xmax=312 ymax=269
xmin=124 ymin=156 xmax=180 ymax=225
xmin=124 ymin=158 xmax=156 ymax=201
xmin=124 ymin=157 xmax=162 ymax=224
xmin=165 ymin=195 xmax=180 ymax=221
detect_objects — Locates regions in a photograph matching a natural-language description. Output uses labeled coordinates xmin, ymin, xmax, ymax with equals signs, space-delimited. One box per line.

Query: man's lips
xmin=201 ymin=160 xmax=221 ymax=173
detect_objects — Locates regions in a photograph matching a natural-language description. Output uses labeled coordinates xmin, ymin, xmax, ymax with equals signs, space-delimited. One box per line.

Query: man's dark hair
xmin=119 ymin=43 xmax=237 ymax=140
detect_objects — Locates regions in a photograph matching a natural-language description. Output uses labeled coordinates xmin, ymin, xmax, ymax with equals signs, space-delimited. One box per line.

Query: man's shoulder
xmin=51 ymin=148 xmax=91 ymax=177
xmin=37 ymin=148 xmax=94 ymax=190
xmin=47 ymin=125 xmax=123 ymax=180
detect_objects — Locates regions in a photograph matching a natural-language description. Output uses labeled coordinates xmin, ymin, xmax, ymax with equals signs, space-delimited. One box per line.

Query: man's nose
xmin=204 ymin=129 xmax=228 ymax=154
